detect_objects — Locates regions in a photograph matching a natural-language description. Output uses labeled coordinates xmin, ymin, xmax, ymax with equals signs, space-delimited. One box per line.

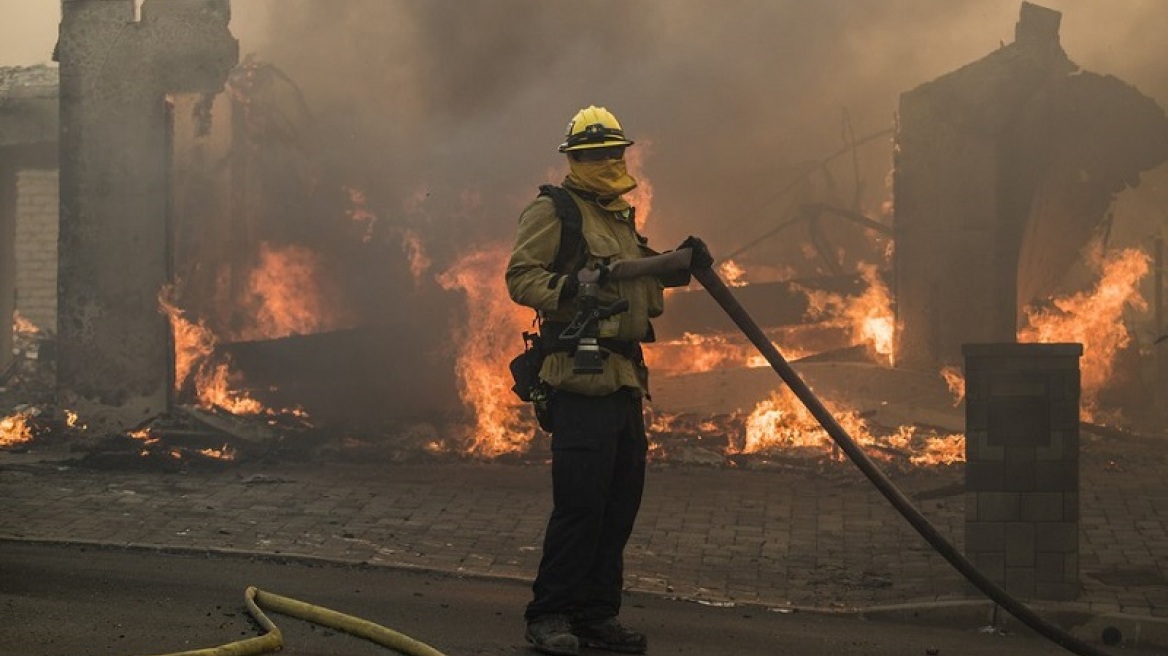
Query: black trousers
xmin=525 ymin=389 xmax=648 ymax=623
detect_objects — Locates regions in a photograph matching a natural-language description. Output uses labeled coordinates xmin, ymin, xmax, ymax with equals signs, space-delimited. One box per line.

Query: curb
xmin=859 ymin=599 xmax=1168 ymax=652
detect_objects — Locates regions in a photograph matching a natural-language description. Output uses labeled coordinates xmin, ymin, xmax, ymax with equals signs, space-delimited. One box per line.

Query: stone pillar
xmin=963 ymin=342 xmax=1082 ymax=601
xmin=55 ymin=0 xmax=237 ymax=431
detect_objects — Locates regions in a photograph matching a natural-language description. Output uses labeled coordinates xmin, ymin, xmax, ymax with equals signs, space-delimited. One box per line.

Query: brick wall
xmin=14 ymin=168 xmax=59 ymax=333
xmin=963 ymin=342 xmax=1082 ymax=601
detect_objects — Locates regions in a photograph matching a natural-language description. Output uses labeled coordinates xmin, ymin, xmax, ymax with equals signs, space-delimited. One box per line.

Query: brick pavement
xmin=1 ymin=431 xmax=1167 ymax=647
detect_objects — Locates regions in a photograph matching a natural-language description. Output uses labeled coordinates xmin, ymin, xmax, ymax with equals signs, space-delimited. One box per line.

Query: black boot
xmin=526 ymin=614 xmax=579 ymax=655
xmin=572 ymin=617 xmax=647 ymax=654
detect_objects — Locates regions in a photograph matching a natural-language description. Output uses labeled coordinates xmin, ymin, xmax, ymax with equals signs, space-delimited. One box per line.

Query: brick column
xmin=14 ymin=169 xmax=59 ymax=332
xmin=963 ymin=342 xmax=1082 ymax=601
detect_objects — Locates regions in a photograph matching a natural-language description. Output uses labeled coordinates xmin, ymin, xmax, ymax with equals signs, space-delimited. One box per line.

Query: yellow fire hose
xmin=141 ymin=586 xmax=446 ymax=656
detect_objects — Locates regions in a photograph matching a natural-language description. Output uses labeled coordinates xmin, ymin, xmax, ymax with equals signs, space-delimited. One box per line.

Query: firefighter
xmin=506 ymin=105 xmax=711 ymax=655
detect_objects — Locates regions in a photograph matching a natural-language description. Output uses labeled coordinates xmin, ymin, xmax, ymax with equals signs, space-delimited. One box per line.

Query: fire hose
xmin=139 ymin=586 xmax=446 ymax=656
xmin=598 ymin=249 xmax=1115 ymax=656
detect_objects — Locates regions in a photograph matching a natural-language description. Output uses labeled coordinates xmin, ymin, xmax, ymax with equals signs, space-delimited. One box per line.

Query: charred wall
xmin=894 ymin=2 xmax=1168 ymax=372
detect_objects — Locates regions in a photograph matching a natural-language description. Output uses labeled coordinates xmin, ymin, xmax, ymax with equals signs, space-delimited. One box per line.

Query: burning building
xmin=0 ymin=1 xmax=1166 ymax=465
xmin=894 ymin=2 xmax=1168 ymax=375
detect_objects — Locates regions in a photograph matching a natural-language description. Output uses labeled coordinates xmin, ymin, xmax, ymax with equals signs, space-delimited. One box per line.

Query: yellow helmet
xmin=558 ymin=105 xmax=635 ymax=153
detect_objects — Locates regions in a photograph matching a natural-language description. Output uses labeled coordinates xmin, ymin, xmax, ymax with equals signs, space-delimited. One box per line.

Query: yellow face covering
xmin=566 ymin=158 xmax=638 ymax=201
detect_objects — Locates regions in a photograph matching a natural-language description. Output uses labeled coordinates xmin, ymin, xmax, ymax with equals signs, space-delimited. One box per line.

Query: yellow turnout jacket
xmin=505 ymin=186 xmax=666 ymax=397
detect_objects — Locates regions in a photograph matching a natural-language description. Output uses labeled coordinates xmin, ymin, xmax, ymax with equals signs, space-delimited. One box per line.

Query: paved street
xmin=1 ymin=427 xmax=1166 ymax=651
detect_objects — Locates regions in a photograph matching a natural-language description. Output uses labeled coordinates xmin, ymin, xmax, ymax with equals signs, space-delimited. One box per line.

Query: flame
xmin=939 ymin=365 xmax=965 ymax=406
xmin=884 ymin=425 xmax=966 ymax=466
xmin=167 ymin=241 xmax=346 ymax=415
xmin=731 ymin=386 xmax=965 ymax=465
xmin=197 ymin=444 xmax=237 ymax=461
xmin=717 ymin=260 xmax=749 ymax=287
xmin=0 ymin=412 xmax=34 ymax=447
xmin=159 ymin=288 xmax=267 ymax=415
xmin=233 ymin=242 xmax=352 ymax=342
xmin=194 ymin=363 xmax=266 ymax=415
xmin=129 ymin=428 xmax=157 ymax=444
xmin=801 ymin=263 xmax=896 ymax=363
xmin=1018 ymin=246 xmax=1149 ymax=419
xmin=735 ymin=386 xmax=871 ymax=457
xmin=64 ymin=409 xmax=86 ymax=431
xmin=13 ymin=311 xmax=39 ymax=334
xmin=911 ymin=434 xmax=966 ymax=466
xmin=436 ymin=244 xmax=535 ymax=457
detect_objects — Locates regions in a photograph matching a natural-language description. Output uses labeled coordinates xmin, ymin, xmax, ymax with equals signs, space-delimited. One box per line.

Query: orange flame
xmin=939 ymin=365 xmax=965 ymax=406
xmin=0 ymin=412 xmax=34 ymax=447
xmin=13 ymin=311 xmax=39 ymax=334
xmin=159 ymin=288 xmax=267 ymax=416
xmin=885 ymin=425 xmax=966 ymax=466
xmin=717 ymin=260 xmax=749 ymax=288
xmin=734 ymin=388 xmax=965 ymax=465
xmin=129 ymin=428 xmax=157 ymax=444
xmin=197 ymin=444 xmax=238 ymax=461
xmin=64 ymin=409 xmax=86 ymax=431
xmin=233 ymin=242 xmax=352 ymax=342
xmin=735 ymin=386 xmax=871 ymax=457
xmin=801 ymin=263 xmax=896 ymax=364
xmin=436 ymin=244 xmax=536 ymax=457
xmin=1018 ymin=246 xmax=1149 ymax=419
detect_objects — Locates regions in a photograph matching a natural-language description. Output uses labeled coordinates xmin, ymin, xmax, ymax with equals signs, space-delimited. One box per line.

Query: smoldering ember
xmin=1 ymin=0 xmax=1168 ymax=652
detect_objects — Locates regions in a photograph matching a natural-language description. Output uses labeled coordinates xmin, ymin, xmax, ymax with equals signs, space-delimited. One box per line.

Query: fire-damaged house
xmin=0 ymin=0 xmax=1166 ymax=483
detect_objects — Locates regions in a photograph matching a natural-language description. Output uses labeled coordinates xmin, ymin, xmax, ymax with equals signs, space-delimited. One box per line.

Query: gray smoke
xmin=227 ymin=0 xmax=1168 ymax=267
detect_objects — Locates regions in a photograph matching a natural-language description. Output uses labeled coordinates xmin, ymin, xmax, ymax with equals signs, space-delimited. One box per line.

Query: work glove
xmin=576 ymin=263 xmax=610 ymax=286
xmin=558 ymin=264 xmax=608 ymax=301
xmin=678 ymin=235 xmax=714 ymax=271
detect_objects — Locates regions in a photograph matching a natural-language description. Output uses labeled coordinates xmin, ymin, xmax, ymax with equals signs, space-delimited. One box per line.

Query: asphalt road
xmin=0 ymin=541 xmax=1138 ymax=656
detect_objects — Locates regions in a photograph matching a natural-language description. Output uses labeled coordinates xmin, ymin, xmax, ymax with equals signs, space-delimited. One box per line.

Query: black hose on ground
xmin=691 ymin=266 xmax=1113 ymax=656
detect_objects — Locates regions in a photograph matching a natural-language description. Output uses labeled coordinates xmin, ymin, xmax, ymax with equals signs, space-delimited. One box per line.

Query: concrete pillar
xmin=56 ymin=0 xmax=237 ymax=431
xmin=963 ymin=342 xmax=1082 ymax=601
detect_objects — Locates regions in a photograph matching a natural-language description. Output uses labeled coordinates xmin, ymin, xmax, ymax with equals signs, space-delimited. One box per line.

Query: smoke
xmin=0 ymin=1 xmax=59 ymax=65
xmin=224 ymin=0 xmax=1168 ymax=267
xmin=3 ymin=1 xmax=1165 ymax=258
